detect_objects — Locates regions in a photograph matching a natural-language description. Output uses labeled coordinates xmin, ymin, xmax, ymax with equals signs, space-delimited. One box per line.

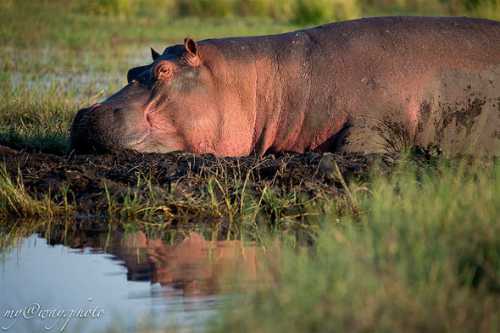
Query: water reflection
xmin=71 ymin=230 xmax=264 ymax=296
xmin=0 ymin=227 xmax=269 ymax=333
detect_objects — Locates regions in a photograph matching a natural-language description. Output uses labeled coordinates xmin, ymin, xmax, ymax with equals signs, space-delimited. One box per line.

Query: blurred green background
xmin=2 ymin=0 xmax=499 ymax=49
xmin=9 ymin=0 xmax=499 ymax=23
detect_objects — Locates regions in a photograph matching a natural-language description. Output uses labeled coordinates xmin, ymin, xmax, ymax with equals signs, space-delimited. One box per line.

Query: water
xmin=0 ymin=229 xmax=261 ymax=333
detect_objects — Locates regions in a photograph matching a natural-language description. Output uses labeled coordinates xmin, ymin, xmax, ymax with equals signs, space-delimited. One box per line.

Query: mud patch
xmin=440 ymin=97 xmax=485 ymax=138
xmin=0 ymin=146 xmax=400 ymax=225
xmin=417 ymin=101 xmax=432 ymax=134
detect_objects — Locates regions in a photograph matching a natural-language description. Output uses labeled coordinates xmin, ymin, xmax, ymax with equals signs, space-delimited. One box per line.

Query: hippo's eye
xmin=153 ymin=61 xmax=175 ymax=82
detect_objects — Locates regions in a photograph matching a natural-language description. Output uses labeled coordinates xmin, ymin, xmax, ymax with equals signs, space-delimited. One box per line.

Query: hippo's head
xmin=70 ymin=38 xmax=221 ymax=154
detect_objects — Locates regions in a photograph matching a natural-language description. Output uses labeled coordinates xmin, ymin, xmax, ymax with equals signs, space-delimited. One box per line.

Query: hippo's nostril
xmin=70 ymin=104 xmax=112 ymax=154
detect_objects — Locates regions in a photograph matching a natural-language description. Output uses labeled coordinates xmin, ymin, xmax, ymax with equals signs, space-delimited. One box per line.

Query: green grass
xmin=212 ymin=160 xmax=500 ymax=333
xmin=0 ymin=165 xmax=69 ymax=218
xmin=0 ymin=154 xmax=342 ymax=239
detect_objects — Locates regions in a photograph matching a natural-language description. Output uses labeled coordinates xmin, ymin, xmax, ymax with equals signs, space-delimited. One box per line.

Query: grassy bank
xmin=2 ymin=158 xmax=498 ymax=333
xmin=212 ymin=160 xmax=500 ymax=333
xmin=0 ymin=149 xmax=374 ymax=237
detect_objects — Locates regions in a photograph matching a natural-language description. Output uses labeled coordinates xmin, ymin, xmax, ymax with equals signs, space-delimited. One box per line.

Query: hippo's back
xmin=300 ymin=17 xmax=500 ymax=156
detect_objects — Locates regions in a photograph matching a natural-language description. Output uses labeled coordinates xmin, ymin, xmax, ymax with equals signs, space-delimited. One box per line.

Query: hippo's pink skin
xmin=71 ymin=16 xmax=500 ymax=157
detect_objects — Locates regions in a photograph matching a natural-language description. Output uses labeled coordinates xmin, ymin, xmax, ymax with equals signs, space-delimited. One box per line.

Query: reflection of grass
xmin=0 ymin=220 xmax=48 ymax=252
xmin=214 ymin=160 xmax=500 ymax=333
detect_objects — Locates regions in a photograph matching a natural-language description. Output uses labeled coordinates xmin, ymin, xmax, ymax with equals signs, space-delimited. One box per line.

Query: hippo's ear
xmin=184 ymin=38 xmax=198 ymax=56
xmin=151 ymin=48 xmax=160 ymax=61
xmin=183 ymin=37 xmax=201 ymax=66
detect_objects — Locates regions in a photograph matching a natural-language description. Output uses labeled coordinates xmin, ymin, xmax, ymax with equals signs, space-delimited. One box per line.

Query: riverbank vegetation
xmin=212 ymin=159 xmax=500 ymax=333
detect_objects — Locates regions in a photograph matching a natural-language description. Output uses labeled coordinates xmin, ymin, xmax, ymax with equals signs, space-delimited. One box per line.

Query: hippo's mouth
xmin=125 ymin=132 xmax=152 ymax=149
xmin=127 ymin=134 xmax=177 ymax=154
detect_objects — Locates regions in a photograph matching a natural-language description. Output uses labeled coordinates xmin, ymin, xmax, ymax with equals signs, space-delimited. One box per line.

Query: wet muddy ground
xmin=0 ymin=144 xmax=436 ymax=225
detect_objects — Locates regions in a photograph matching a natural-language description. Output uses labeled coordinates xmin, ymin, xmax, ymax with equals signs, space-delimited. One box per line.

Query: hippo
xmin=70 ymin=16 xmax=500 ymax=157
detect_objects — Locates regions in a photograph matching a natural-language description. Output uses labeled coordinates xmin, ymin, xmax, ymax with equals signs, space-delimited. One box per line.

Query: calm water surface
xmin=0 ymin=229 xmax=262 ymax=333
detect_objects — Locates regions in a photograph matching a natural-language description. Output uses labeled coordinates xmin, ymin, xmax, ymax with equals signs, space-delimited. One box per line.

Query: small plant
xmin=0 ymin=165 xmax=66 ymax=218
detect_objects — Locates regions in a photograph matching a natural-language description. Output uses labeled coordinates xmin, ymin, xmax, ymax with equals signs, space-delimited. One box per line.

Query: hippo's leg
xmin=332 ymin=111 xmax=416 ymax=155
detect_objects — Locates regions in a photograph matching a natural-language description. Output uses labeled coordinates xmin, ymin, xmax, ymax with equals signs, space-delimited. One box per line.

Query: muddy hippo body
xmin=71 ymin=16 xmax=500 ymax=156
